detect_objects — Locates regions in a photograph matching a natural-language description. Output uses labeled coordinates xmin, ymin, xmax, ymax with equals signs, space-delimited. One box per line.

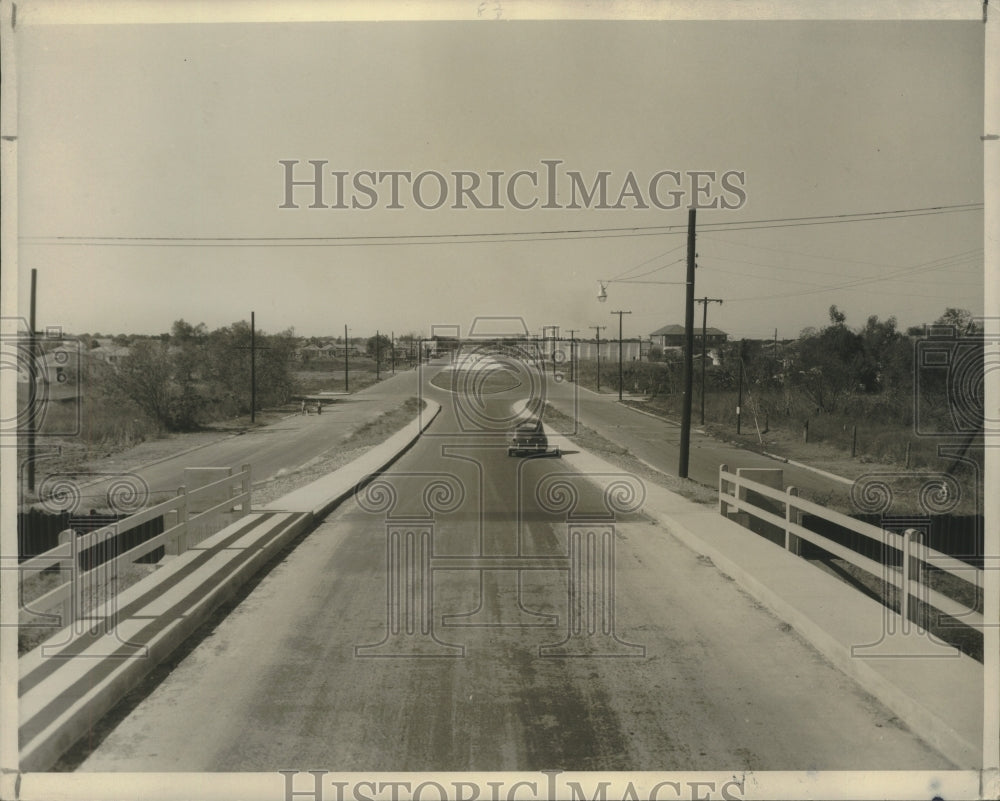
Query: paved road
xmin=61 ymin=369 xmax=422 ymax=510
xmin=543 ymin=370 xmax=854 ymax=499
xmin=77 ymin=362 xmax=950 ymax=771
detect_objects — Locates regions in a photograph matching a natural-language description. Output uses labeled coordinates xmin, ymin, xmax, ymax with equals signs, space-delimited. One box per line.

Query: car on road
xmin=507 ymin=420 xmax=551 ymax=457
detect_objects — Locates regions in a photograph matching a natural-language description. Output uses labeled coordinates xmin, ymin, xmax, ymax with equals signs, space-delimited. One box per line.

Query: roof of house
xmin=91 ymin=345 xmax=130 ymax=356
xmin=650 ymin=324 xmax=727 ymax=337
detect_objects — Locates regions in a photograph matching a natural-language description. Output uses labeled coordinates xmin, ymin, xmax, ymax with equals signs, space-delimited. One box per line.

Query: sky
xmin=14 ymin=10 xmax=986 ymax=342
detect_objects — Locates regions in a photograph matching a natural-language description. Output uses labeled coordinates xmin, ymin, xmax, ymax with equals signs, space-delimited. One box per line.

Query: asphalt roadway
xmin=54 ymin=369 xmax=423 ymax=511
xmin=541 ymin=368 xmax=853 ymax=499
xmin=75 ymin=361 xmax=950 ymax=771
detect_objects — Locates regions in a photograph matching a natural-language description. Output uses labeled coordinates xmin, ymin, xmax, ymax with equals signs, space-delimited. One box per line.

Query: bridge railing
xmin=718 ymin=464 xmax=983 ymax=632
xmin=18 ymin=464 xmax=252 ymax=631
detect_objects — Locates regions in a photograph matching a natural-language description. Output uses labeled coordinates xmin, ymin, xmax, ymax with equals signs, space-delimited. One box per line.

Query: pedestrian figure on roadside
xmin=316 ymin=403 xmax=322 ymax=415
xmin=301 ymin=400 xmax=307 ymax=415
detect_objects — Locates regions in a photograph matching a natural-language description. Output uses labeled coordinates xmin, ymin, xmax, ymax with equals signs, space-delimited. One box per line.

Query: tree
xmin=366 ymin=333 xmax=392 ymax=361
xmin=110 ymin=340 xmax=176 ymax=430
xmin=203 ymin=320 xmax=298 ymax=416
xmin=858 ymin=315 xmax=910 ymax=395
xmin=790 ymin=309 xmax=865 ymax=412
xmin=934 ymin=307 xmax=980 ymax=335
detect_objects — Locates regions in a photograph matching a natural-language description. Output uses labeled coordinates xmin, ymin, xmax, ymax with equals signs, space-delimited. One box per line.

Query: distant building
xmin=89 ymin=344 xmax=130 ymax=366
xmin=297 ymin=343 xmax=324 ymax=361
xmin=650 ymin=324 xmax=728 ymax=349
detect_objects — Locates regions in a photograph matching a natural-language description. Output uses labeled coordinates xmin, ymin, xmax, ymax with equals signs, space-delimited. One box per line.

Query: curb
xmin=544 ymin=429 xmax=981 ymax=770
xmin=538 ymin=401 xmax=679 ymax=480
xmin=759 ymin=450 xmax=855 ymax=486
xmin=262 ymin=401 xmax=442 ymax=519
xmin=615 ymin=398 xmax=683 ymax=428
xmin=580 ymin=395 xmax=857 ymax=488
xmin=645 ymin=502 xmax=980 ymax=769
xmin=19 ymin=511 xmax=314 ymax=772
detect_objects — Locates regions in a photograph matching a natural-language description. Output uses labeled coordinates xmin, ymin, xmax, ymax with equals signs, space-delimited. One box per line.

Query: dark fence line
xmin=18 ymin=509 xmax=165 ymax=567
xmin=800 ymin=513 xmax=983 ymax=569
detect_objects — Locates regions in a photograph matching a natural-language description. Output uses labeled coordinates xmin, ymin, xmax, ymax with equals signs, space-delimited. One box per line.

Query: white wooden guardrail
xmin=718 ymin=464 xmax=983 ymax=631
xmin=18 ymin=464 xmax=252 ymax=632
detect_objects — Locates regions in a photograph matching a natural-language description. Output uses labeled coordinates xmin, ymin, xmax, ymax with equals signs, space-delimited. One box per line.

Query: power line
xmin=21 ymin=202 xmax=983 ymax=248
xmin=607 ymin=242 xmax=688 ymax=282
xmin=701 ymin=232 xmax=984 ymax=274
xmin=614 ymin=257 xmax=686 ymax=282
xmin=705 ymin=251 xmax=982 ymax=291
xmin=723 ymin=249 xmax=984 ymax=303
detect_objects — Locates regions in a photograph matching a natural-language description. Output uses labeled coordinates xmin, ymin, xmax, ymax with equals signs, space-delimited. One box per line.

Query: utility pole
xmin=391 ymin=331 xmax=395 ymax=375
xmin=696 ymin=297 xmax=723 ymax=425
xmin=566 ymin=329 xmax=578 ymax=382
xmin=591 ymin=325 xmax=606 ymax=391
xmin=541 ymin=325 xmax=559 ymax=377
xmin=27 ymin=269 xmax=38 ymax=492
xmin=773 ymin=327 xmax=778 ymax=377
xmin=250 ymin=312 xmax=257 ymax=422
xmin=376 ymin=329 xmax=381 ymax=381
xmin=736 ymin=338 xmax=746 ymax=435
xmin=678 ymin=207 xmax=697 ymax=480
xmin=233 ymin=312 xmax=270 ymax=424
xmin=344 ymin=324 xmax=350 ymax=392
xmin=610 ymin=310 xmax=631 ymax=402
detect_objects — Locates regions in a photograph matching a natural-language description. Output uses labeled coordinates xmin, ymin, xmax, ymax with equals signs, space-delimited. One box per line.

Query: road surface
xmin=74 ymin=360 xmax=951 ymax=771
xmin=57 ymin=370 xmax=421 ymax=510
xmin=542 ymin=370 xmax=853 ymax=499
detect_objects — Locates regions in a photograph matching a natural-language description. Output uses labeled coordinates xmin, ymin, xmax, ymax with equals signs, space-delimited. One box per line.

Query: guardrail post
xmin=901 ymin=528 xmax=925 ymax=635
xmin=57 ymin=528 xmax=76 ymax=629
xmin=718 ymin=464 xmax=729 ymax=515
xmin=239 ymin=463 xmax=252 ymax=516
xmin=900 ymin=528 xmax=912 ymax=632
xmin=785 ymin=486 xmax=801 ymax=555
xmin=166 ymin=486 xmax=188 ymax=555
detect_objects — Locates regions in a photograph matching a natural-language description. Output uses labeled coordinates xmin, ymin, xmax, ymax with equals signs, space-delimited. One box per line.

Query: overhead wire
xmin=21 ymin=202 xmax=983 ymax=247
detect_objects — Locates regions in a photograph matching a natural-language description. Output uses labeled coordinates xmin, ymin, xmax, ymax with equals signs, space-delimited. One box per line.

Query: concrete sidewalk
xmin=545 ymin=424 xmax=983 ymax=769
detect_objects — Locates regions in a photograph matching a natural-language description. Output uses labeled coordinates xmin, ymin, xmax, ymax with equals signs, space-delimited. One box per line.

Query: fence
xmin=17 ymin=464 xmax=252 ymax=632
xmin=717 ymin=465 xmax=984 ymax=634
